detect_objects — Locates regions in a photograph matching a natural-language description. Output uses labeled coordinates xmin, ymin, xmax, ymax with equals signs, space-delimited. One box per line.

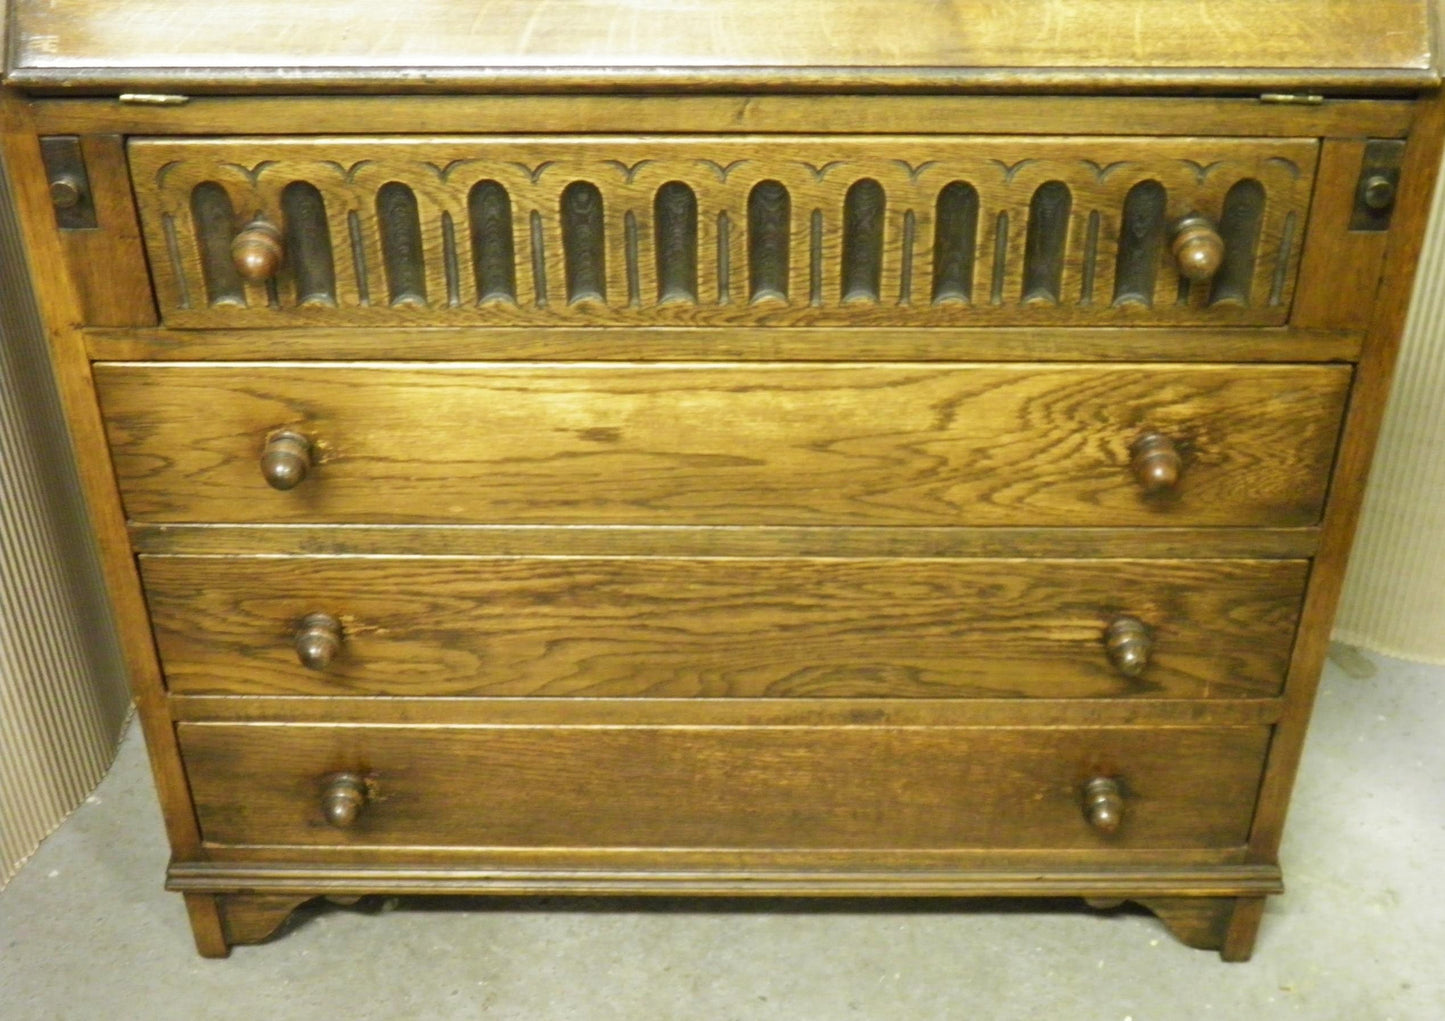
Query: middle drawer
xmin=141 ymin=555 xmax=1307 ymax=699
xmin=96 ymin=362 xmax=1350 ymax=528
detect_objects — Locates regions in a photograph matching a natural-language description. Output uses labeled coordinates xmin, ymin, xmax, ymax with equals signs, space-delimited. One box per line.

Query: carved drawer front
xmin=95 ymin=363 xmax=1349 ymax=528
xmin=177 ymin=722 xmax=1270 ymax=851
xmin=127 ymin=136 xmax=1318 ymax=329
xmin=141 ymin=555 xmax=1307 ymax=700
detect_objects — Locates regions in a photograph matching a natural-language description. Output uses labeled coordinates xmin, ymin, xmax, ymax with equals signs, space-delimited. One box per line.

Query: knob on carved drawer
xmin=1170 ymin=214 xmax=1225 ymax=281
xmin=321 ymin=773 xmax=369 ymax=828
xmin=231 ymin=218 xmax=285 ymax=282
xmin=1131 ymin=433 xmax=1182 ymax=495
xmin=1105 ymin=617 xmax=1153 ymax=677
xmin=295 ymin=613 xmax=342 ymax=671
xmin=260 ymin=430 xmax=313 ymax=490
xmin=1083 ymin=777 xmax=1125 ymax=835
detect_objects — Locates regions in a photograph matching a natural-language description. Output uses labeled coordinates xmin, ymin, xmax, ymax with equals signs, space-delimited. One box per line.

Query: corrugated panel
xmin=1334 ymin=157 xmax=1445 ymax=664
xmin=0 ymin=147 xmax=130 ymax=887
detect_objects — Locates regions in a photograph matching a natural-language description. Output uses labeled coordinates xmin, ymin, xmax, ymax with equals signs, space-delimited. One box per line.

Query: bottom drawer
xmin=179 ymin=723 xmax=1269 ymax=851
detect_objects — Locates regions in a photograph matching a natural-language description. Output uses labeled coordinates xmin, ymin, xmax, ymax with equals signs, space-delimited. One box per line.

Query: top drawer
xmin=128 ymin=135 xmax=1318 ymax=330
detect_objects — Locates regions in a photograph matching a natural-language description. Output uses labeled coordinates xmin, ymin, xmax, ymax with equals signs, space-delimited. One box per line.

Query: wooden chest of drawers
xmin=3 ymin=0 xmax=1441 ymax=960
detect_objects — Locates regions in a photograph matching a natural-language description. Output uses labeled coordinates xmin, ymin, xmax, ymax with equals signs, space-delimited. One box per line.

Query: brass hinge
xmin=118 ymin=93 xmax=191 ymax=106
xmin=1259 ymin=93 xmax=1325 ymax=106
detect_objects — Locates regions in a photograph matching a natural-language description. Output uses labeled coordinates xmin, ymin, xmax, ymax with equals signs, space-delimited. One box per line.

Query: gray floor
xmin=2 ymin=647 xmax=1442 ymax=1021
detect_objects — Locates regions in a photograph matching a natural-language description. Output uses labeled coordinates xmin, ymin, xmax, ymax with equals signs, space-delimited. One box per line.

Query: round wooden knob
xmin=322 ymin=773 xmax=368 ymax=828
xmin=1170 ymin=214 xmax=1225 ymax=282
xmin=231 ymin=219 xmax=285 ymax=282
xmin=1131 ymin=433 xmax=1182 ymax=495
xmin=1105 ymin=617 xmax=1153 ymax=678
xmin=260 ymin=430 xmax=312 ymax=490
xmin=1083 ymin=777 xmax=1125 ymax=835
xmin=295 ymin=613 xmax=342 ymax=671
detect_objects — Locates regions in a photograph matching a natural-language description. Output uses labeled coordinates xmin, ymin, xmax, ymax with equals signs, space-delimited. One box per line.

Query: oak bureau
xmin=2 ymin=0 xmax=1441 ymax=960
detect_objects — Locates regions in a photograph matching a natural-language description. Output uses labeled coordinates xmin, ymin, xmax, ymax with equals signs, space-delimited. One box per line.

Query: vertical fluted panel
xmin=1335 ymin=158 xmax=1445 ymax=664
xmin=0 ymin=151 xmax=130 ymax=887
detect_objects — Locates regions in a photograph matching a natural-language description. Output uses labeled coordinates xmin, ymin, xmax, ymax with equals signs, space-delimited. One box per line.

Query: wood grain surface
xmin=140 ymin=555 xmax=1308 ymax=699
xmin=82 ymin=324 xmax=1366 ymax=366
xmin=177 ymin=721 xmax=1270 ymax=851
xmin=30 ymin=96 xmax=1418 ymax=143
xmin=6 ymin=0 xmax=1435 ymax=93
xmin=94 ymin=362 xmax=1352 ymax=528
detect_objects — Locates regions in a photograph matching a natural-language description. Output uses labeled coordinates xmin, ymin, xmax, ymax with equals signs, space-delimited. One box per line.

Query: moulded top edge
xmin=3 ymin=0 xmax=1440 ymax=94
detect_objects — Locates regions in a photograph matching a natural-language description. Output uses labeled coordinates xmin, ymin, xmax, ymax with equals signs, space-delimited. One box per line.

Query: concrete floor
xmin=2 ymin=648 xmax=1442 ymax=1020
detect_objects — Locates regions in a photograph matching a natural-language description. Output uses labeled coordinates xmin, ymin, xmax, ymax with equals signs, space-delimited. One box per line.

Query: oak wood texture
xmin=52 ymin=134 xmax=156 ymax=326
xmin=1135 ymin=895 xmax=1266 ymax=961
xmin=5 ymin=0 xmax=1436 ymax=93
xmin=82 ymin=325 xmax=1366 ymax=366
xmin=168 ymin=859 xmax=1283 ymax=896
xmin=0 ymin=94 xmax=205 ymax=859
xmin=6 ymin=3 xmax=1443 ymax=962
xmin=139 ymin=554 xmax=1308 ymax=700
xmin=27 ymin=97 xmax=1421 ymax=144
xmin=1251 ymin=89 xmax=1445 ymax=862
xmin=128 ymin=523 xmax=1321 ymax=561
xmin=1292 ymin=140 xmax=1396 ymax=333
xmin=93 ymin=362 xmax=1352 ymax=528
xmin=128 ymin=135 xmax=1317 ymax=328
xmin=176 ymin=722 xmax=1270 ymax=851
xmin=166 ymin=694 xmax=1282 ymax=729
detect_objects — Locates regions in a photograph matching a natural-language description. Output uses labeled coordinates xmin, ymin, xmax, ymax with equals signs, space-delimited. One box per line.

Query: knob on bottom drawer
xmin=321 ymin=773 xmax=370 ymax=828
xmin=1083 ymin=777 xmax=1126 ymax=835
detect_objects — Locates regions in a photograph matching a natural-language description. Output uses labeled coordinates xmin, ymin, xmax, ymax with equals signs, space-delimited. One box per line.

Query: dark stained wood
xmin=93 ymin=363 xmax=1352 ymax=528
xmin=167 ymin=694 xmax=1283 ymax=729
xmin=5 ymin=0 xmax=1442 ymax=963
xmin=82 ymin=325 xmax=1367 ymax=365
xmin=0 ymin=93 xmax=205 ymax=859
xmin=1252 ymin=90 xmax=1445 ymax=860
xmin=30 ymin=96 xmax=1420 ymax=142
xmin=177 ymin=722 xmax=1270 ymax=851
xmin=5 ymin=0 xmax=1435 ymax=94
xmin=53 ymin=135 xmax=157 ymax=326
xmin=127 ymin=135 xmax=1317 ymax=329
xmin=128 ymin=523 xmax=1322 ymax=561
xmin=1136 ymin=895 xmax=1265 ymax=960
xmin=182 ymin=893 xmax=229 ymax=958
xmin=1292 ymin=141 xmax=1394 ymax=332
xmin=217 ymin=894 xmax=315 ymax=955
xmin=140 ymin=554 xmax=1308 ymax=699
xmin=167 ymin=857 xmax=1283 ymax=896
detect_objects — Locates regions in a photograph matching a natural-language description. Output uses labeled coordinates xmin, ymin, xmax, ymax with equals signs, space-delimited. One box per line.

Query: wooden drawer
xmin=142 ymin=555 xmax=1307 ymax=700
xmin=177 ymin=721 xmax=1271 ymax=851
xmin=128 ymin=135 xmax=1317 ymax=329
xmin=96 ymin=362 xmax=1350 ymax=527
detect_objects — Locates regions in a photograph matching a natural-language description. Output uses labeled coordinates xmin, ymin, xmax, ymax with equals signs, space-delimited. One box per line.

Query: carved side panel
xmin=129 ymin=136 xmax=1319 ymax=328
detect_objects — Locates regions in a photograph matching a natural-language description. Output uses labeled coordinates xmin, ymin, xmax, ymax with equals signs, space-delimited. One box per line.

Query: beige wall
xmin=0 ymin=148 xmax=130 ymax=887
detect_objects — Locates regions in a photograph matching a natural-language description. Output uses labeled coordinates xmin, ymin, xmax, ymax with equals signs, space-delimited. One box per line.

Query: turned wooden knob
xmin=322 ymin=773 xmax=369 ymax=828
xmin=1170 ymin=214 xmax=1225 ymax=282
xmin=1083 ymin=777 xmax=1125 ymax=835
xmin=295 ymin=613 xmax=342 ymax=671
xmin=1105 ymin=617 xmax=1153 ymax=678
xmin=1131 ymin=433 xmax=1182 ymax=494
xmin=260 ymin=430 xmax=312 ymax=490
xmin=231 ymin=218 xmax=285 ymax=282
